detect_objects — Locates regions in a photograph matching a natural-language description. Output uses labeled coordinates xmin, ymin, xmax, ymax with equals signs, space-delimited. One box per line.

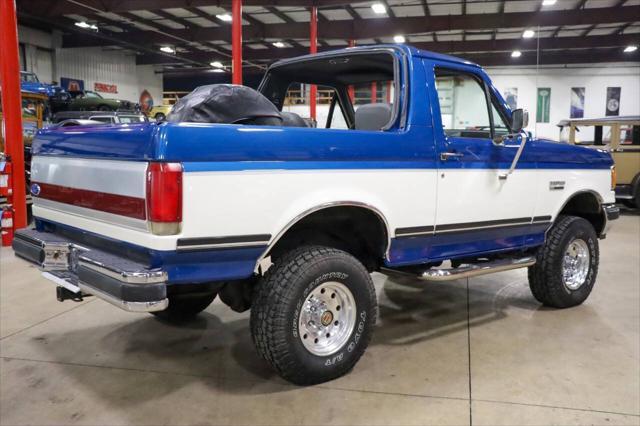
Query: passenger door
xmin=426 ymin=62 xmax=538 ymax=260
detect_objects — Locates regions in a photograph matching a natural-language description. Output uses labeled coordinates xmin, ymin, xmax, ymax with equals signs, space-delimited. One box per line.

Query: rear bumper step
xmin=12 ymin=229 xmax=168 ymax=313
xmin=383 ymin=256 xmax=536 ymax=282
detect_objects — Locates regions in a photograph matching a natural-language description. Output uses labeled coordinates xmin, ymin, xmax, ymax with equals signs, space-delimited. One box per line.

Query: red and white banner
xmin=94 ymin=82 xmax=118 ymax=94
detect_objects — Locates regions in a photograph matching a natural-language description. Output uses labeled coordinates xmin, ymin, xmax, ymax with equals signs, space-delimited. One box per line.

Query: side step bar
xmin=383 ymin=256 xmax=536 ymax=282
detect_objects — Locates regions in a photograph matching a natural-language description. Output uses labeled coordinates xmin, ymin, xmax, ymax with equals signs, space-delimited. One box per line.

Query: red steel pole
xmin=231 ymin=0 xmax=242 ymax=85
xmin=386 ymin=81 xmax=392 ymax=103
xmin=348 ymin=39 xmax=355 ymax=102
xmin=0 ymin=0 xmax=27 ymax=231
xmin=309 ymin=6 xmax=318 ymax=121
xmin=371 ymin=82 xmax=377 ymax=103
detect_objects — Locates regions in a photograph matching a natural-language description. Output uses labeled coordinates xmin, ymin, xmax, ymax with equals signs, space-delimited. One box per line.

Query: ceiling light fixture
xmin=210 ymin=61 xmax=224 ymax=68
xmin=216 ymin=13 xmax=233 ymax=22
xmin=542 ymin=0 xmax=557 ymax=5
xmin=75 ymin=21 xmax=98 ymax=31
xmin=371 ymin=3 xmax=387 ymax=14
xmin=272 ymin=41 xmax=285 ymax=48
xmin=522 ymin=30 xmax=535 ymax=38
xmin=160 ymin=46 xmax=175 ymax=54
xmin=624 ymin=45 xmax=638 ymax=53
xmin=511 ymin=50 xmax=522 ymax=58
xmin=393 ymin=35 xmax=406 ymax=43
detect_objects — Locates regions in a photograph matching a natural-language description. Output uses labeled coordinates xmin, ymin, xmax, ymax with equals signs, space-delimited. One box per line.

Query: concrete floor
xmin=1 ymin=213 xmax=638 ymax=426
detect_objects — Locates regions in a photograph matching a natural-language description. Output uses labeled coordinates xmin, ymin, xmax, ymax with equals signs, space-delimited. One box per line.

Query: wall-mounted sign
xmin=60 ymin=77 xmax=84 ymax=92
xmin=605 ymin=87 xmax=620 ymax=117
xmin=570 ymin=87 xmax=585 ymax=119
xmin=94 ymin=82 xmax=118 ymax=94
xmin=139 ymin=90 xmax=153 ymax=113
xmin=536 ymin=87 xmax=551 ymax=123
xmin=504 ymin=87 xmax=518 ymax=110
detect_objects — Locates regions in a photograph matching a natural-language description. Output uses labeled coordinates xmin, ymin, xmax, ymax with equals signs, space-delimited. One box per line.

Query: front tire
xmin=152 ymin=292 xmax=217 ymax=322
xmin=250 ymin=246 xmax=377 ymax=385
xmin=528 ymin=215 xmax=599 ymax=308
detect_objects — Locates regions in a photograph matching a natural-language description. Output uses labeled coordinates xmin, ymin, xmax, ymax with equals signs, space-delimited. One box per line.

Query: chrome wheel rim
xmin=298 ymin=281 xmax=356 ymax=356
xmin=562 ymin=238 xmax=590 ymax=290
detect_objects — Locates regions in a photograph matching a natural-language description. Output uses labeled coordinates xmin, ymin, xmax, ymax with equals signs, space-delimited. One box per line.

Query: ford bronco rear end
xmin=13 ymin=45 xmax=619 ymax=385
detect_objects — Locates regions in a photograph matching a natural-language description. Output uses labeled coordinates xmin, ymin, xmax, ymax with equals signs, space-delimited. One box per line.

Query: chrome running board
xmin=382 ymin=256 xmax=536 ymax=282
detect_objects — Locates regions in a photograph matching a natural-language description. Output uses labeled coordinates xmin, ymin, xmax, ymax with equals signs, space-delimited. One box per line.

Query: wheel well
xmin=558 ymin=192 xmax=604 ymax=235
xmin=266 ymin=206 xmax=388 ymax=271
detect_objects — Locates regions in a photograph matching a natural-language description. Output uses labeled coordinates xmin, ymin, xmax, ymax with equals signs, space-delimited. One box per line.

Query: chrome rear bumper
xmin=12 ymin=229 xmax=168 ymax=313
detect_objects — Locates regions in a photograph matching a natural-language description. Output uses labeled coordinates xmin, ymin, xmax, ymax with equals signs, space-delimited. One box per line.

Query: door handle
xmin=440 ymin=152 xmax=464 ymax=161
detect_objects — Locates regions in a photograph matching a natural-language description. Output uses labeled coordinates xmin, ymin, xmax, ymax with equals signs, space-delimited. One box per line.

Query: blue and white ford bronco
xmin=13 ymin=45 xmax=619 ymax=385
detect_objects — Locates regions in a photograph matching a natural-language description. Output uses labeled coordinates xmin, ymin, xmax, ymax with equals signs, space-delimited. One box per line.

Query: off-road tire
xmin=152 ymin=292 xmax=217 ymax=322
xmin=528 ymin=215 xmax=599 ymax=308
xmin=250 ymin=246 xmax=377 ymax=385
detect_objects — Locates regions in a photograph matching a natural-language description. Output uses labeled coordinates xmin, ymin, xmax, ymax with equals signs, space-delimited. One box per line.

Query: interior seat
xmin=355 ymin=103 xmax=392 ymax=131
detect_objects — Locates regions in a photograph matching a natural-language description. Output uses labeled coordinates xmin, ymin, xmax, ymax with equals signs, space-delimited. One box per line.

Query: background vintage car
xmin=52 ymin=110 xmax=148 ymax=125
xmin=67 ymin=90 xmax=138 ymax=111
xmin=148 ymin=104 xmax=172 ymax=121
xmin=559 ymin=116 xmax=640 ymax=207
xmin=19 ymin=71 xmax=70 ymax=114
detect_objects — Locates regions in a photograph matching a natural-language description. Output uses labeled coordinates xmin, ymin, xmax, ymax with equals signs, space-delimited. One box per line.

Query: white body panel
xmin=436 ymin=169 xmax=537 ymax=225
xmin=181 ymin=169 xmax=438 ymax=239
xmin=435 ymin=168 xmax=614 ymax=226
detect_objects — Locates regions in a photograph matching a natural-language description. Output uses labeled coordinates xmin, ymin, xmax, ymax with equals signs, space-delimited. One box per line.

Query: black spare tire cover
xmin=167 ymin=84 xmax=282 ymax=126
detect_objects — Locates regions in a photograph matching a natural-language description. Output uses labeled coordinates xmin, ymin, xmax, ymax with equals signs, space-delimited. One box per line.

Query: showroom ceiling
xmin=16 ymin=0 xmax=640 ymax=71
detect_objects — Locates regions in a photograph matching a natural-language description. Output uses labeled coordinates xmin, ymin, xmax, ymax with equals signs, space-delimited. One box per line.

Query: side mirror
xmin=511 ymin=109 xmax=529 ymax=133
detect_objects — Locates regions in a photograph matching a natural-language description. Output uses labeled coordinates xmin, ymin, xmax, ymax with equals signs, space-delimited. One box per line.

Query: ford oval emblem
xmin=30 ymin=183 xmax=41 ymax=196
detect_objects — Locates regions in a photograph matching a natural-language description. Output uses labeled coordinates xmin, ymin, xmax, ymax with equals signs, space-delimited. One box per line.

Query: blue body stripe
xmin=36 ymin=218 xmax=548 ymax=283
xmin=35 ymin=219 xmax=264 ymax=284
xmin=386 ymin=223 xmax=549 ymax=266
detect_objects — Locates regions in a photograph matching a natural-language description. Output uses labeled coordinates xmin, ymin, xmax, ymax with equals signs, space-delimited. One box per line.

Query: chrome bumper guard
xmin=602 ymin=203 xmax=620 ymax=237
xmin=12 ymin=229 xmax=168 ymax=313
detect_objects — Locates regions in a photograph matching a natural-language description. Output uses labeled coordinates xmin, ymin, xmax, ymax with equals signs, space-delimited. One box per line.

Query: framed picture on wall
xmin=536 ymin=87 xmax=551 ymax=123
xmin=570 ymin=87 xmax=585 ymax=119
xmin=504 ymin=87 xmax=518 ymax=110
xmin=606 ymin=87 xmax=621 ymax=116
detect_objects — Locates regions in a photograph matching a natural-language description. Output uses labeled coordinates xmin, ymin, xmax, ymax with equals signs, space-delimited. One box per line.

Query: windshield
xmin=84 ymin=91 xmax=103 ymax=99
xmin=20 ymin=72 xmax=39 ymax=83
xmin=119 ymin=115 xmax=145 ymax=123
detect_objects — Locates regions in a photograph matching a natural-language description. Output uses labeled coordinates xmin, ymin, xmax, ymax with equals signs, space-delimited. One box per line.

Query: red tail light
xmin=146 ymin=162 xmax=182 ymax=235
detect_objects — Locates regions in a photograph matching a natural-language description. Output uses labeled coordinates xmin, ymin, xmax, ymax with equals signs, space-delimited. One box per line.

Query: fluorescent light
xmin=624 ymin=45 xmax=638 ymax=53
xmin=160 ymin=46 xmax=175 ymax=54
xmin=210 ymin=61 xmax=224 ymax=68
xmin=542 ymin=0 xmax=556 ymax=5
xmin=75 ymin=21 xmax=98 ymax=30
xmin=216 ymin=13 xmax=232 ymax=22
xmin=212 ymin=69 xmax=225 ymax=73
xmin=511 ymin=50 xmax=522 ymax=58
xmin=371 ymin=3 xmax=386 ymax=14
xmin=522 ymin=30 xmax=535 ymax=39
xmin=272 ymin=41 xmax=285 ymax=48
xmin=393 ymin=35 xmax=405 ymax=43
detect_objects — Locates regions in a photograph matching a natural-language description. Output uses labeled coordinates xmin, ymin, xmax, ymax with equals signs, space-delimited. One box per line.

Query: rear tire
xmin=154 ymin=113 xmax=166 ymax=121
xmin=528 ymin=215 xmax=599 ymax=308
xmin=98 ymin=105 xmax=112 ymax=112
xmin=152 ymin=292 xmax=217 ymax=322
xmin=250 ymin=246 xmax=377 ymax=385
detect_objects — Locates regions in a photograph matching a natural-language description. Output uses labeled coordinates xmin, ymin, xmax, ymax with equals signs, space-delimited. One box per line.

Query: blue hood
xmin=529 ymin=138 xmax=613 ymax=169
